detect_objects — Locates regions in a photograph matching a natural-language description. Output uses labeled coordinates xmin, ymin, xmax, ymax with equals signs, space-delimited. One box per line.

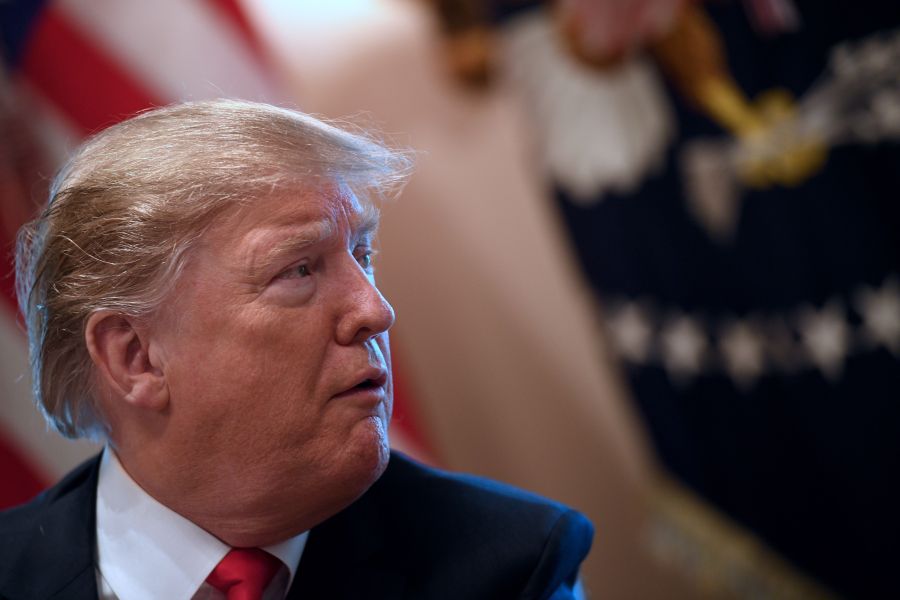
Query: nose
xmin=335 ymin=256 xmax=395 ymax=346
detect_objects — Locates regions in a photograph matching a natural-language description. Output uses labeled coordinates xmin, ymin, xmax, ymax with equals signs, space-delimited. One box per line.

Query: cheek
xmin=164 ymin=311 xmax=329 ymax=415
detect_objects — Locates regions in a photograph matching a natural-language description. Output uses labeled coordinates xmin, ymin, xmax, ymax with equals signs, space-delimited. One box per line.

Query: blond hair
xmin=16 ymin=99 xmax=411 ymax=439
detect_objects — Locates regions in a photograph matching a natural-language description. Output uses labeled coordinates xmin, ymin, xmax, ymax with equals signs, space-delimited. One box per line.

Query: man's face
xmin=146 ymin=184 xmax=395 ymax=539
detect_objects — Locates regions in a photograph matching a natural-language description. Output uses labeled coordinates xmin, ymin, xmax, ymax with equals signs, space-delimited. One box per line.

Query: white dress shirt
xmin=95 ymin=448 xmax=309 ymax=600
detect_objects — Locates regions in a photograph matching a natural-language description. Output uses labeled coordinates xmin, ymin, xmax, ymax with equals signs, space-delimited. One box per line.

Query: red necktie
xmin=206 ymin=548 xmax=283 ymax=600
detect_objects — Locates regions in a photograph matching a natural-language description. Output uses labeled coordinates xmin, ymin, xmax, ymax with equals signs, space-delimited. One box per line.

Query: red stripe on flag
xmin=0 ymin=424 xmax=49 ymax=509
xmin=0 ymin=91 xmax=54 ymax=314
xmin=0 ymin=239 xmax=21 ymax=316
xmin=205 ymin=0 xmax=270 ymax=67
xmin=19 ymin=7 xmax=162 ymax=136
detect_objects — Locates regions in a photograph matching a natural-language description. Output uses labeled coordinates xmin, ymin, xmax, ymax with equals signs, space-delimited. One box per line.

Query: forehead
xmin=208 ymin=184 xmax=375 ymax=244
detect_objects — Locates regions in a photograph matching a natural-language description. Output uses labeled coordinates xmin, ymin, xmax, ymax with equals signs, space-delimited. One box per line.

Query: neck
xmin=108 ymin=445 xmax=355 ymax=547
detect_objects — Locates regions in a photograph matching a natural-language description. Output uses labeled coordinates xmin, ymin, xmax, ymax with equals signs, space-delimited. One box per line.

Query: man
xmin=0 ymin=100 xmax=592 ymax=599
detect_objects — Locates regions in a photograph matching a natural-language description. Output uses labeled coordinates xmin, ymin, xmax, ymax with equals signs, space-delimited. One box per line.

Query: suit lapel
xmin=1 ymin=456 xmax=101 ymax=600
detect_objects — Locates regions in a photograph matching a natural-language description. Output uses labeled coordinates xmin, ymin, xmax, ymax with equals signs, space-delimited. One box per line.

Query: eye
xmin=276 ymin=261 xmax=312 ymax=281
xmin=355 ymin=248 xmax=376 ymax=272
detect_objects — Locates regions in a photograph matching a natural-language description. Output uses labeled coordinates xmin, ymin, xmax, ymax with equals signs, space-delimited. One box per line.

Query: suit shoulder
xmin=372 ymin=452 xmax=594 ymax=598
xmin=0 ymin=455 xmax=99 ymax=549
xmin=0 ymin=456 xmax=100 ymax=598
xmin=381 ymin=452 xmax=590 ymax=534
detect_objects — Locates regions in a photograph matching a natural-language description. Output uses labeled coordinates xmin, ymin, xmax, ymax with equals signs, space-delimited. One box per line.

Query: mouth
xmin=352 ymin=378 xmax=383 ymax=391
xmin=334 ymin=369 xmax=388 ymax=401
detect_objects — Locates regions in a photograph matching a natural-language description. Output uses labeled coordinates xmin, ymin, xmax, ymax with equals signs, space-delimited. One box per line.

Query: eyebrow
xmin=354 ymin=203 xmax=381 ymax=244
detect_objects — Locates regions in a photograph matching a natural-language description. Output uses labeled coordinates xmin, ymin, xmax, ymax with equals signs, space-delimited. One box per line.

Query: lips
xmin=334 ymin=367 xmax=388 ymax=399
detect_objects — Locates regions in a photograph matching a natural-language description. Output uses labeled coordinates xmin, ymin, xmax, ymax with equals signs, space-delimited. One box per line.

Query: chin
xmin=223 ymin=421 xmax=391 ymax=547
xmin=337 ymin=415 xmax=391 ymax=497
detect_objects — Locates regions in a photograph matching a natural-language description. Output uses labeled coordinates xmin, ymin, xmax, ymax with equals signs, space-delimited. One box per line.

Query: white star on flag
xmin=719 ymin=318 xmax=766 ymax=390
xmin=798 ymin=301 xmax=850 ymax=381
xmin=660 ymin=313 xmax=708 ymax=384
xmin=871 ymin=89 xmax=900 ymax=136
xmin=855 ymin=277 xmax=900 ymax=357
xmin=606 ymin=300 xmax=654 ymax=364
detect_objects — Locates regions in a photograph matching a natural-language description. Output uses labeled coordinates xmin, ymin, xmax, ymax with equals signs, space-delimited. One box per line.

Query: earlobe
xmin=85 ymin=311 xmax=169 ymax=411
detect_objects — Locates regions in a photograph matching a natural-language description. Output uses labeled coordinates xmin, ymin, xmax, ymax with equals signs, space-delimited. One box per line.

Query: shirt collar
xmin=96 ymin=447 xmax=308 ymax=599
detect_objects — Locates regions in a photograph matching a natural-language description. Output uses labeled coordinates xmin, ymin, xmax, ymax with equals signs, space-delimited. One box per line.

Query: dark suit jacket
xmin=0 ymin=452 xmax=593 ymax=599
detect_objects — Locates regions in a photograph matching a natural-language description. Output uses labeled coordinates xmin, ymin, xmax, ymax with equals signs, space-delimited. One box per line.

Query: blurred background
xmin=2 ymin=1 xmax=899 ymax=598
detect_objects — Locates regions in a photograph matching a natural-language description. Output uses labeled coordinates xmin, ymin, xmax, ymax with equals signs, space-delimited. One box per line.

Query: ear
xmin=85 ymin=311 xmax=168 ymax=411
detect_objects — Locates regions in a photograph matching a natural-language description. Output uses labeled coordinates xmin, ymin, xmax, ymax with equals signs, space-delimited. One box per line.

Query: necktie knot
xmin=206 ymin=548 xmax=283 ymax=600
